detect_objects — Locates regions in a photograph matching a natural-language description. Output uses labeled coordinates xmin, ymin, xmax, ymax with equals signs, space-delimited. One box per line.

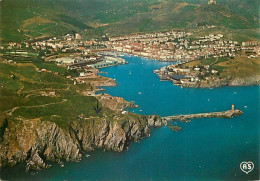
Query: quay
xmin=88 ymin=56 xmax=126 ymax=69
xmin=163 ymin=105 xmax=243 ymax=121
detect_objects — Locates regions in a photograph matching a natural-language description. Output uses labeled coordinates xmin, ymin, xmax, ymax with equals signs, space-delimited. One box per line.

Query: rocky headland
xmin=155 ymin=57 xmax=260 ymax=88
xmin=0 ymin=114 xmax=166 ymax=171
xmin=179 ymin=75 xmax=260 ymax=88
xmin=97 ymin=93 xmax=137 ymax=111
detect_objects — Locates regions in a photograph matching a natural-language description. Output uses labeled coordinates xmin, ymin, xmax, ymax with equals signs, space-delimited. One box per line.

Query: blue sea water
xmin=1 ymin=55 xmax=259 ymax=181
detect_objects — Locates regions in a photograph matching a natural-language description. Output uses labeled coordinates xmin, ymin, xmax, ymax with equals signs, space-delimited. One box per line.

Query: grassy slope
xmin=104 ymin=1 xmax=259 ymax=39
xmin=0 ymin=0 xmax=93 ymax=43
xmin=0 ymin=0 xmax=157 ymax=42
xmin=189 ymin=27 xmax=260 ymax=43
xmin=0 ymin=61 xmax=110 ymax=129
xmin=0 ymin=0 xmax=259 ymax=42
xmin=216 ymin=57 xmax=260 ymax=79
xmin=182 ymin=57 xmax=260 ymax=78
xmin=33 ymin=61 xmax=67 ymax=74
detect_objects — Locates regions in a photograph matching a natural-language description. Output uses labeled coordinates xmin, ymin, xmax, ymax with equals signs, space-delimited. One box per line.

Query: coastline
xmin=156 ymin=74 xmax=260 ymax=88
xmin=1 ymin=1 xmax=259 ymax=179
xmin=107 ymin=52 xmax=260 ymax=89
xmin=0 ymin=54 xmax=248 ymax=172
xmin=153 ymin=57 xmax=260 ymax=88
xmin=0 ymin=55 xmax=259 ymax=181
xmin=0 ymin=113 xmax=166 ymax=171
xmin=0 ymin=57 xmax=167 ymax=171
xmin=115 ymin=52 xmax=181 ymax=62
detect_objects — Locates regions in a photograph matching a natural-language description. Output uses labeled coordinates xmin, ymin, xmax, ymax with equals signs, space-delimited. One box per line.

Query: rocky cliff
xmin=0 ymin=115 xmax=166 ymax=171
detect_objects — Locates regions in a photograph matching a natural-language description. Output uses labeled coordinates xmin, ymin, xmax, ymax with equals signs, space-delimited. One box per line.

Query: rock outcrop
xmin=97 ymin=93 xmax=137 ymax=111
xmin=178 ymin=75 xmax=260 ymax=88
xmin=0 ymin=118 xmax=81 ymax=170
xmin=0 ymin=115 xmax=165 ymax=170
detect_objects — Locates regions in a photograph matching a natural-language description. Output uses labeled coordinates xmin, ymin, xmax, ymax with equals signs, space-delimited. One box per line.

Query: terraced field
xmin=0 ymin=61 xmax=109 ymax=129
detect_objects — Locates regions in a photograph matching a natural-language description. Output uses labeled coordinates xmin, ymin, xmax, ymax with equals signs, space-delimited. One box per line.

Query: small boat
xmin=139 ymin=110 xmax=142 ymax=112
xmin=86 ymin=154 xmax=91 ymax=157
xmin=138 ymin=92 xmax=142 ymax=95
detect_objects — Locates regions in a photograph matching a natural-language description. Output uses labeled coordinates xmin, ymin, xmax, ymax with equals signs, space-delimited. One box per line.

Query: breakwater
xmin=163 ymin=105 xmax=243 ymax=121
xmin=1 ymin=55 xmax=258 ymax=181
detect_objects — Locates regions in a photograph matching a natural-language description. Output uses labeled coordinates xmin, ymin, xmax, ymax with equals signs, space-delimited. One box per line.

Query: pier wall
xmin=163 ymin=109 xmax=242 ymax=121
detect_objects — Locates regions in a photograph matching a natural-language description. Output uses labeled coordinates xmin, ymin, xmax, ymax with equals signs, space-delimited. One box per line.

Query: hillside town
xmin=1 ymin=30 xmax=259 ymax=90
xmin=154 ymin=62 xmax=220 ymax=88
xmin=2 ymin=30 xmax=258 ymax=90
xmin=1 ymin=0 xmax=260 ymax=179
xmin=1 ymin=33 xmax=127 ymax=78
xmin=105 ymin=30 xmax=259 ymax=61
xmin=2 ymin=28 xmax=259 ymax=91
xmin=2 ymin=30 xmax=259 ymax=63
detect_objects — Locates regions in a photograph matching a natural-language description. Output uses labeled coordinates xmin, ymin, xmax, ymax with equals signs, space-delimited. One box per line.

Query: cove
xmin=1 ymin=55 xmax=259 ymax=181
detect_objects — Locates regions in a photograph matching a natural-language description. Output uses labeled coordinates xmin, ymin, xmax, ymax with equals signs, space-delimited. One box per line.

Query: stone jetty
xmin=163 ymin=105 xmax=243 ymax=121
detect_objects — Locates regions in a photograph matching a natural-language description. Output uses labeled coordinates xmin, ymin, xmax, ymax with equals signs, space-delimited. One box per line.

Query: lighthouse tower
xmin=231 ymin=104 xmax=235 ymax=112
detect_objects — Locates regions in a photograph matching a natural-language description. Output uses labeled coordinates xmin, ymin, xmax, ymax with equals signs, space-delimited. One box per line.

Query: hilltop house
xmin=75 ymin=33 xmax=82 ymax=40
xmin=208 ymin=0 xmax=216 ymax=4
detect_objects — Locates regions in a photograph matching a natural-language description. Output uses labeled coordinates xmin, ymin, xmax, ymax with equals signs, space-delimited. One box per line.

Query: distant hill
xmin=105 ymin=1 xmax=259 ymax=35
xmin=0 ymin=0 xmax=259 ymax=43
xmin=0 ymin=0 xmax=94 ymax=43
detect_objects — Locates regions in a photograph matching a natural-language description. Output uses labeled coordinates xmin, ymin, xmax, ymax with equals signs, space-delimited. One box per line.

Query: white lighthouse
xmin=231 ymin=104 xmax=235 ymax=112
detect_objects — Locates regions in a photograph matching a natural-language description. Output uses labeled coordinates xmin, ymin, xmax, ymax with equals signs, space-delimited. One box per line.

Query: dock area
xmin=163 ymin=105 xmax=243 ymax=121
xmin=88 ymin=56 xmax=126 ymax=69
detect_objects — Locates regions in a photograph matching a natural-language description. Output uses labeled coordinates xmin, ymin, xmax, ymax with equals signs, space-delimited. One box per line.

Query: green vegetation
xmin=200 ymin=57 xmax=228 ymax=67
xmin=93 ymin=100 xmax=102 ymax=114
xmin=33 ymin=61 xmax=67 ymax=74
xmin=2 ymin=56 xmax=43 ymax=63
xmin=216 ymin=57 xmax=260 ymax=78
xmin=4 ymin=52 xmax=38 ymax=57
xmin=190 ymin=27 xmax=260 ymax=43
xmin=182 ymin=56 xmax=260 ymax=77
xmin=201 ymin=58 xmax=216 ymax=65
xmin=211 ymin=65 xmax=225 ymax=73
xmin=0 ymin=0 xmax=259 ymax=42
xmin=183 ymin=57 xmax=228 ymax=69
xmin=0 ymin=118 xmax=8 ymax=140
xmin=104 ymin=0 xmax=259 ymax=37
xmin=0 ymin=61 xmax=113 ymax=129
xmin=59 ymin=14 xmax=92 ymax=30
xmin=1 ymin=49 xmax=42 ymax=63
